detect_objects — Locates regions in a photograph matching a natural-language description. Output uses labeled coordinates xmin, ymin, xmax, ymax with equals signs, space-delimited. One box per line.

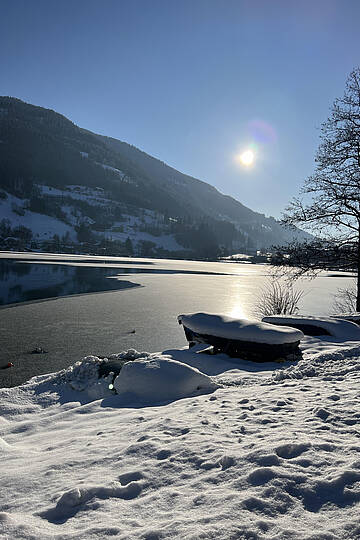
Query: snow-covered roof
xmin=178 ymin=312 xmax=303 ymax=345
xmin=263 ymin=315 xmax=360 ymax=340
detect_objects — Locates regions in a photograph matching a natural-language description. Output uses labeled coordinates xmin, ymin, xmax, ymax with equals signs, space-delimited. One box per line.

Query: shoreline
xmin=0 ymin=255 xmax=356 ymax=389
xmin=0 ymin=280 xmax=143 ymax=310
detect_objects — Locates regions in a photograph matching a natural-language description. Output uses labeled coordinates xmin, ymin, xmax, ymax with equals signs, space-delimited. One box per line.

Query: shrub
xmin=332 ymin=280 xmax=357 ymax=313
xmin=254 ymin=278 xmax=304 ymax=318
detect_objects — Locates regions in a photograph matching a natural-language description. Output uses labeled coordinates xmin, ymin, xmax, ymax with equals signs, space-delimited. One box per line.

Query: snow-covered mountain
xmin=0 ymin=97 xmax=309 ymax=257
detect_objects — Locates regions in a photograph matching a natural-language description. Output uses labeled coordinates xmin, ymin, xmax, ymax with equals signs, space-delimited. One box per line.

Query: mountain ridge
xmin=0 ymin=97 xmax=309 ymax=257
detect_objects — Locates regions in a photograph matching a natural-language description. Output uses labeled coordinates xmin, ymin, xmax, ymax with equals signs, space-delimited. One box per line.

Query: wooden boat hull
xmin=182 ymin=325 xmax=301 ymax=362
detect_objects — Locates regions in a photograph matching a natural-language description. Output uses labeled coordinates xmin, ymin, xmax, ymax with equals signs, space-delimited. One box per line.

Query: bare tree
xmin=270 ymin=239 xmax=357 ymax=275
xmin=282 ymin=68 xmax=360 ymax=310
xmin=332 ymin=280 xmax=357 ymax=314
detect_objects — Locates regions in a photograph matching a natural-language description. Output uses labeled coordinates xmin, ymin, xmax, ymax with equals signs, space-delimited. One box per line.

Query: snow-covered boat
xmin=178 ymin=312 xmax=304 ymax=361
xmin=263 ymin=315 xmax=360 ymax=340
xmin=331 ymin=313 xmax=360 ymax=326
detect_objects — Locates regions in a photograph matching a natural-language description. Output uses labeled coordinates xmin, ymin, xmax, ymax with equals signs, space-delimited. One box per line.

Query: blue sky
xmin=2 ymin=0 xmax=360 ymax=217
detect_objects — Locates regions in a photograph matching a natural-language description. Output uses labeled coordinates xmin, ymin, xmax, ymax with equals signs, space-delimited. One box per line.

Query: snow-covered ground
xmin=39 ymin=184 xmax=110 ymax=206
xmin=0 ymin=193 xmax=75 ymax=240
xmin=1 ymin=333 xmax=360 ymax=539
xmin=0 ymin=188 xmax=185 ymax=252
xmin=103 ymin=229 xmax=185 ymax=252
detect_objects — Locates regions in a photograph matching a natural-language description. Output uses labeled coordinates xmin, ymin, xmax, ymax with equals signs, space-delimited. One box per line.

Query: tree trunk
xmin=357 ymin=235 xmax=360 ymax=312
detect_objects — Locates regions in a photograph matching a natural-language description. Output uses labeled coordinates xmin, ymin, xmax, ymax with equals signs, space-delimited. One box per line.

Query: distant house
xmin=3 ymin=236 xmax=22 ymax=248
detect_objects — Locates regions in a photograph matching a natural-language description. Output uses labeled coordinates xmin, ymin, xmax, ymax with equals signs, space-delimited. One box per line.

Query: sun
xmin=239 ymin=149 xmax=255 ymax=167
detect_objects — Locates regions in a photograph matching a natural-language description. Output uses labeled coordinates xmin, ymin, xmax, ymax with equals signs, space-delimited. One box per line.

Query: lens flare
xmin=248 ymin=119 xmax=277 ymax=144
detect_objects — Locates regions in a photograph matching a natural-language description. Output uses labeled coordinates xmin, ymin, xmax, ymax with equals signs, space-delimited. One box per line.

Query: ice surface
xmin=263 ymin=315 xmax=360 ymax=340
xmin=179 ymin=312 xmax=304 ymax=344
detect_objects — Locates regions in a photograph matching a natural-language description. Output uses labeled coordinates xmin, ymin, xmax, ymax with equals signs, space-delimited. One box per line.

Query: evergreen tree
xmin=125 ymin=237 xmax=134 ymax=255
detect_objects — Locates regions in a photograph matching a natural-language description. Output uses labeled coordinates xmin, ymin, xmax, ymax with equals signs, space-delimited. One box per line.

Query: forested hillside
xmin=0 ymin=97 xmax=309 ymax=257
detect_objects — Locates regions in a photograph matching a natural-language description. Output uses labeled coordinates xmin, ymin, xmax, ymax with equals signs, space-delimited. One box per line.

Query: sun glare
xmin=239 ymin=149 xmax=255 ymax=167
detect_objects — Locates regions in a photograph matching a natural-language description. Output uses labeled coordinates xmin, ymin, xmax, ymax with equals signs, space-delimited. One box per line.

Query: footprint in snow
xmin=328 ymin=394 xmax=340 ymax=401
xmin=256 ymin=454 xmax=280 ymax=467
xmin=119 ymin=471 xmax=144 ymax=485
xmin=248 ymin=467 xmax=276 ymax=486
xmin=218 ymin=455 xmax=235 ymax=470
xmin=314 ymin=408 xmax=331 ymax=421
xmin=164 ymin=427 xmax=190 ymax=437
xmin=156 ymin=449 xmax=171 ymax=460
xmin=275 ymin=442 xmax=311 ymax=459
xmin=38 ymin=482 xmax=143 ymax=524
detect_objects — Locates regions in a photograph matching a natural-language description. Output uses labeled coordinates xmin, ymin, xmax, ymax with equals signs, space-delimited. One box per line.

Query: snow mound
xmin=107 ymin=349 xmax=152 ymax=362
xmin=54 ymin=350 xmax=152 ymax=400
xmin=53 ymin=355 xmax=113 ymax=401
xmin=273 ymin=342 xmax=360 ymax=381
xmin=52 ymin=350 xmax=218 ymax=405
xmin=263 ymin=315 xmax=360 ymax=340
xmin=113 ymin=355 xmax=218 ymax=404
xmin=178 ymin=312 xmax=303 ymax=344
xmin=56 ymin=356 xmax=105 ymax=391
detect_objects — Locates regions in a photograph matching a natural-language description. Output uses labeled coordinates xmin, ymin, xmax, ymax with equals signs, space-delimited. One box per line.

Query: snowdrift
xmin=52 ymin=349 xmax=218 ymax=405
xmin=113 ymin=356 xmax=218 ymax=404
xmin=1 ymin=338 xmax=360 ymax=539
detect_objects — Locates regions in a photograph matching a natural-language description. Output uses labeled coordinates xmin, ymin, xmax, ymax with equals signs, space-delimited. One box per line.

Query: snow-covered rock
xmin=178 ymin=312 xmax=304 ymax=344
xmin=113 ymin=355 xmax=218 ymax=404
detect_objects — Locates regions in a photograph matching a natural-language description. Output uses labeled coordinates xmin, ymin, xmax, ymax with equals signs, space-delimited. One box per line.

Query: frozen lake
xmin=0 ymin=251 xmax=355 ymax=386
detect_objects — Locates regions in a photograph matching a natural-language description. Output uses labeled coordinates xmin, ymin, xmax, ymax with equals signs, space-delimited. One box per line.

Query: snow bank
xmin=1 ymin=339 xmax=360 ymax=539
xmin=263 ymin=315 xmax=360 ymax=340
xmin=178 ymin=312 xmax=303 ymax=344
xmin=48 ymin=350 xmax=218 ymax=405
xmin=52 ymin=350 xmax=151 ymax=401
xmin=113 ymin=356 xmax=218 ymax=404
xmin=52 ymin=355 xmax=114 ymax=401
xmin=273 ymin=340 xmax=360 ymax=381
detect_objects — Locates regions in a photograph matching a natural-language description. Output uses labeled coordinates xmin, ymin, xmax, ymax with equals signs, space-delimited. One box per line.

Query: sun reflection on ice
xmin=228 ymin=304 xmax=247 ymax=319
